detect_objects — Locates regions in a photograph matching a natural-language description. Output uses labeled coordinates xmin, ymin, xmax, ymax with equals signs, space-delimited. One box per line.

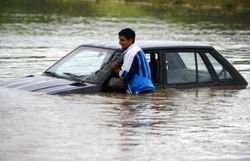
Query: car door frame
xmin=143 ymin=49 xmax=165 ymax=89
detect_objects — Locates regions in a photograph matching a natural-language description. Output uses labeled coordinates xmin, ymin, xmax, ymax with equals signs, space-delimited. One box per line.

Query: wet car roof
xmin=82 ymin=40 xmax=211 ymax=50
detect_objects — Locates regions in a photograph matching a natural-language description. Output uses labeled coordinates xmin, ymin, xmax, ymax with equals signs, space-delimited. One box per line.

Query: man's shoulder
xmin=128 ymin=44 xmax=142 ymax=54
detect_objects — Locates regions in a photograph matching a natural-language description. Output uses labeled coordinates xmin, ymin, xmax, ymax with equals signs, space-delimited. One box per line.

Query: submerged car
xmin=0 ymin=41 xmax=248 ymax=94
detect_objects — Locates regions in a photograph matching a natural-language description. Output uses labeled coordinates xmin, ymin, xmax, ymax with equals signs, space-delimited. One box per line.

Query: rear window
xmin=205 ymin=52 xmax=232 ymax=80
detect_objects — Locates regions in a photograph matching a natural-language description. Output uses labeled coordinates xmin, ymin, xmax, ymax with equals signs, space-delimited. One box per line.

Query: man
xmin=112 ymin=28 xmax=154 ymax=94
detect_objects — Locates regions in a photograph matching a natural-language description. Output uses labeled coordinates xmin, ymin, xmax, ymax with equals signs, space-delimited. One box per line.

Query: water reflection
xmin=101 ymin=88 xmax=250 ymax=160
xmin=0 ymin=84 xmax=250 ymax=160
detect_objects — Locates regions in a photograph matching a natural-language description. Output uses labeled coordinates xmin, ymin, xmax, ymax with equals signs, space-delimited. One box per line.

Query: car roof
xmin=82 ymin=40 xmax=211 ymax=50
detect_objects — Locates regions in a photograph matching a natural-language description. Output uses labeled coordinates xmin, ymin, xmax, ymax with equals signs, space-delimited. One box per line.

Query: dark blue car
xmin=0 ymin=41 xmax=248 ymax=94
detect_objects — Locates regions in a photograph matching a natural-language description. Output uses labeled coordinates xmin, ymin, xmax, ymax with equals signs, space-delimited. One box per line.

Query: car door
xmin=163 ymin=49 xmax=216 ymax=87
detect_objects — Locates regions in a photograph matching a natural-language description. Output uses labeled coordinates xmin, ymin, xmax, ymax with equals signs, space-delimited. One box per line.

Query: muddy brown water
xmin=0 ymin=10 xmax=250 ymax=161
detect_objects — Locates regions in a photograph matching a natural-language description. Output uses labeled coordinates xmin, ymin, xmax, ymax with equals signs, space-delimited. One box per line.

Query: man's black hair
xmin=119 ymin=28 xmax=135 ymax=42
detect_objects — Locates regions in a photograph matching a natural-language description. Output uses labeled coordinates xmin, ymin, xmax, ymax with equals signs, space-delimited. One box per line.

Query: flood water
xmin=0 ymin=1 xmax=250 ymax=161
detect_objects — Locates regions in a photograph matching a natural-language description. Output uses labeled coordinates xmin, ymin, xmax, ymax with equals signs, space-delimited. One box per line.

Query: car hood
xmin=0 ymin=75 xmax=100 ymax=95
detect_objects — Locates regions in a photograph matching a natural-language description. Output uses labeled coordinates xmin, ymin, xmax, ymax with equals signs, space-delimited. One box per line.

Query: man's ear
xmin=128 ymin=39 xmax=134 ymax=44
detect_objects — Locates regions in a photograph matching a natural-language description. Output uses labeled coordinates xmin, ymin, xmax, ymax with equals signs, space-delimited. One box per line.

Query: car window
xmin=46 ymin=46 xmax=114 ymax=83
xmin=205 ymin=52 xmax=232 ymax=80
xmin=165 ymin=51 xmax=212 ymax=84
xmin=56 ymin=49 xmax=108 ymax=75
xmin=145 ymin=52 xmax=159 ymax=84
xmin=145 ymin=52 xmax=158 ymax=62
xmin=166 ymin=52 xmax=196 ymax=84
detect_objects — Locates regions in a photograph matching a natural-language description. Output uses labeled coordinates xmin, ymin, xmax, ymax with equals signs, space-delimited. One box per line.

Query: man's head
xmin=118 ymin=28 xmax=135 ymax=50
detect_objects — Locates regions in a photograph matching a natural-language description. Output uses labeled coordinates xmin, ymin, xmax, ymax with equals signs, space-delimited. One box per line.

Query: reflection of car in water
xmin=0 ymin=41 xmax=248 ymax=95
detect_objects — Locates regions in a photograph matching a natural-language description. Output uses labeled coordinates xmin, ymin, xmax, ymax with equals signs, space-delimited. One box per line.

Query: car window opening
xmin=148 ymin=52 xmax=159 ymax=84
xmin=165 ymin=51 xmax=213 ymax=85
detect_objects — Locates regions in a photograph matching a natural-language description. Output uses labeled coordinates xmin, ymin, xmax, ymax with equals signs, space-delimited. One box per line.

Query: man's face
xmin=119 ymin=36 xmax=133 ymax=50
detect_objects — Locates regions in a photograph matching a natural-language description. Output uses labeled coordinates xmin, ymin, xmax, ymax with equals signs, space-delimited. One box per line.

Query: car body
xmin=0 ymin=40 xmax=248 ymax=94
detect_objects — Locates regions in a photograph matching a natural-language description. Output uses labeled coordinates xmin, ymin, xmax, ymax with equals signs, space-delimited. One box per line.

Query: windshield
xmin=44 ymin=46 xmax=115 ymax=83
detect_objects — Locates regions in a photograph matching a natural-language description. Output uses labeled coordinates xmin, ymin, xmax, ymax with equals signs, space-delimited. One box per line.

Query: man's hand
xmin=111 ymin=62 xmax=121 ymax=74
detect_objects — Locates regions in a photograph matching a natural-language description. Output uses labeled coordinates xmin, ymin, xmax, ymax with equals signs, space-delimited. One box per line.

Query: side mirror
xmin=108 ymin=77 xmax=125 ymax=89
